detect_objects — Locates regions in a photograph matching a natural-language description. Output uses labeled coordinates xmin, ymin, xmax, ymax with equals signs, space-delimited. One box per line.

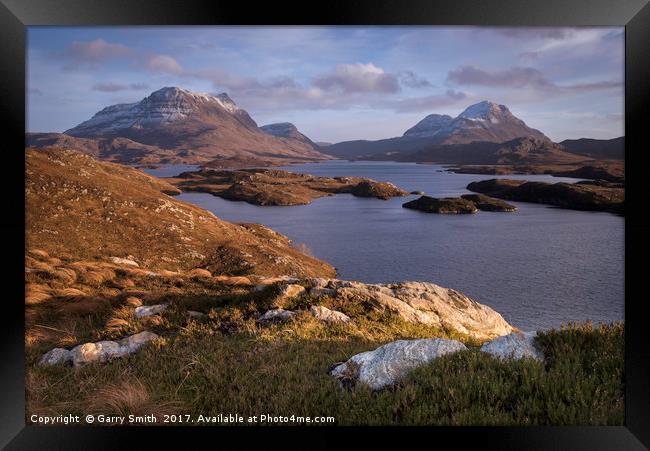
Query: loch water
xmin=146 ymin=161 xmax=624 ymax=331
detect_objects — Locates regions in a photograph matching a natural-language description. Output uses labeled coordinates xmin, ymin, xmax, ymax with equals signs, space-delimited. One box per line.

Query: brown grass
xmin=28 ymin=249 xmax=49 ymax=259
xmin=26 ymin=285 xmax=52 ymax=305
xmin=81 ymin=268 xmax=116 ymax=286
xmin=54 ymin=287 xmax=87 ymax=299
xmin=55 ymin=296 xmax=112 ymax=318
xmin=212 ymin=275 xmax=252 ymax=286
xmin=125 ymin=296 xmax=143 ymax=307
xmin=85 ymin=378 xmax=184 ymax=422
xmin=51 ymin=268 xmax=77 ymax=284
xmin=187 ymin=268 xmax=212 ymax=279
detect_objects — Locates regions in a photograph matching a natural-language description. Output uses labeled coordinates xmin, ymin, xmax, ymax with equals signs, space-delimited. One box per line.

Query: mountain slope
xmin=260 ymin=122 xmax=318 ymax=148
xmin=559 ymin=137 xmax=624 ymax=160
xmin=32 ymin=87 xmax=329 ymax=165
xmin=26 ymin=146 xmax=334 ymax=278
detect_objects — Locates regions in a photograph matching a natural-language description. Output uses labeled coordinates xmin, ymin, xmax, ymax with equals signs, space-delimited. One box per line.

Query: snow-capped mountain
xmin=65 ymin=87 xmax=257 ymax=136
xmin=45 ymin=87 xmax=327 ymax=164
xmin=324 ymin=100 xmax=551 ymax=160
xmin=402 ymin=114 xmax=453 ymax=138
xmin=260 ymin=122 xmax=318 ymax=148
xmin=435 ymin=101 xmax=548 ymax=144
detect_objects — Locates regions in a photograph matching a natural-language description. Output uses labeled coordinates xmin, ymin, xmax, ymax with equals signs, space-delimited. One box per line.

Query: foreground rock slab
xmin=480 ymin=331 xmax=543 ymax=361
xmin=40 ymin=331 xmax=160 ymax=367
xmin=306 ymin=279 xmax=514 ymax=341
xmin=309 ymin=305 xmax=350 ymax=323
xmin=330 ymin=338 xmax=467 ymax=390
xmin=134 ymin=304 xmax=168 ymax=319
xmin=258 ymin=308 xmax=297 ymax=323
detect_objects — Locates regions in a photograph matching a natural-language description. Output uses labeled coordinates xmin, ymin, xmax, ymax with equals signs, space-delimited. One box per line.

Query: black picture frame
xmin=1 ymin=0 xmax=648 ymax=449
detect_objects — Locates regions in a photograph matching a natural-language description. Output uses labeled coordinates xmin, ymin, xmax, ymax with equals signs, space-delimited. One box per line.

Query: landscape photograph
xmin=25 ymin=26 xmax=624 ymax=426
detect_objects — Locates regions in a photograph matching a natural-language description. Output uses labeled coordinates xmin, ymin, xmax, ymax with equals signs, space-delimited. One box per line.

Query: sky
xmin=27 ymin=26 xmax=624 ymax=142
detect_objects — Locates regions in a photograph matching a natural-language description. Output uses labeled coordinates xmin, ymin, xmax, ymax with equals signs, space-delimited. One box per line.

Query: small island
xmin=402 ymin=194 xmax=517 ymax=214
xmin=167 ymin=168 xmax=409 ymax=206
xmin=466 ymin=179 xmax=624 ymax=214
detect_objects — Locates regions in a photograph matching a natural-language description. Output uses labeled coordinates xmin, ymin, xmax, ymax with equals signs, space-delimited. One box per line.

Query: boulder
xmin=134 ymin=304 xmax=168 ymax=319
xmin=309 ymin=305 xmax=351 ymax=323
xmin=70 ymin=341 xmax=126 ymax=366
xmin=271 ymin=283 xmax=306 ymax=307
xmin=330 ymin=338 xmax=467 ymax=390
xmin=258 ymin=308 xmax=297 ymax=323
xmin=39 ymin=348 xmax=72 ymax=366
xmin=110 ymin=256 xmax=139 ymax=267
xmin=311 ymin=279 xmax=514 ymax=341
xmin=119 ymin=331 xmax=160 ymax=353
xmin=480 ymin=331 xmax=543 ymax=361
xmin=187 ymin=310 xmax=206 ymax=318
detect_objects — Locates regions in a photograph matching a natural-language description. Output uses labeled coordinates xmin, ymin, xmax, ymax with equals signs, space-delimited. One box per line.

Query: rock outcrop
xmin=480 ymin=331 xmax=543 ymax=361
xmin=330 ymin=338 xmax=467 ymax=390
xmin=306 ymin=279 xmax=515 ymax=340
xmin=40 ymin=331 xmax=160 ymax=367
xmin=309 ymin=305 xmax=351 ymax=323
xmin=402 ymin=196 xmax=478 ymax=214
xmin=258 ymin=309 xmax=297 ymax=323
xmin=134 ymin=304 xmax=168 ymax=319
xmin=467 ymin=178 xmax=624 ymax=214
xmin=350 ymin=181 xmax=408 ymax=200
xmin=460 ymin=194 xmax=517 ymax=212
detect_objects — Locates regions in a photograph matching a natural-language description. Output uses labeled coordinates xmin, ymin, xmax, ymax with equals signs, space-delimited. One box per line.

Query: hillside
xmin=26 ymin=147 xmax=334 ymax=278
xmin=28 ymin=87 xmax=330 ymax=166
xmin=559 ymin=137 xmax=624 ymax=160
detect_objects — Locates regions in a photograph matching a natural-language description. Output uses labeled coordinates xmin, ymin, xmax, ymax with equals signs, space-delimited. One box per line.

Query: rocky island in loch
xmin=167 ymin=168 xmax=409 ymax=206
xmin=403 ymin=194 xmax=517 ymax=214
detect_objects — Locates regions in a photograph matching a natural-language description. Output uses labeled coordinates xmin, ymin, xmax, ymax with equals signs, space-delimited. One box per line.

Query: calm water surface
xmin=147 ymin=161 xmax=624 ymax=331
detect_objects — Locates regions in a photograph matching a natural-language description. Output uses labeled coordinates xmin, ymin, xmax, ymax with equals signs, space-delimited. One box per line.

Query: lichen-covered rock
xmin=258 ymin=308 xmax=297 ymax=323
xmin=70 ymin=341 xmax=126 ymax=366
xmin=39 ymin=348 xmax=72 ymax=366
xmin=480 ymin=331 xmax=543 ymax=361
xmin=309 ymin=305 xmax=350 ymax=323
xmin=271 ymin=284 xmax=306 ymax=307
xmin=66 ymin=331 xmax=159 ymax=367
xmin=187 ymin=310 xmax=206 ymax=318
xmin=330 ymin=338 xmax=467 ymax=390
xmin=134 ymin=304 xmax=168 ymax=319
xmin=305 ymin=279 xmax=514 ymax=341
xmin=119 ymin=331 xmax=160 ymax=353
xmin=110 ymin=256 xmax=139 ymax=267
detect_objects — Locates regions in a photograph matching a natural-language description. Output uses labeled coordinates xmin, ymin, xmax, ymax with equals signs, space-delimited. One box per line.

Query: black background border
xmin=1 ymin=0 xmax=649 ymax=449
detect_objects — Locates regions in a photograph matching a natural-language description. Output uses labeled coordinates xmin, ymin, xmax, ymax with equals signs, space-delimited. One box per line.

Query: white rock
xmin=480 ymin=331 xmax=543 ymax=361
xmin=109 ymin=256 xmax=139 ymax=267
xmin=258 ymin=309 xmax=297 ymax=323
xmin=70 ymin=341 xmax=124 ymax=367
xmin=187 ymin=310 xmax=206 ymax=318
xmin=310 ymin=287 xmax=337 ymax=298
xmin=315 ymin=279 xmax=515 ymax=340
xmin=330 ymin=338 xmax=467 ymax=390
xmin=309 ymin=305 xmax=350 ymax=323
xmin=39 ymin=348 xmax=72 ymax=366
xmin=134 ymin=304 xmax=168 ymax=319
xmin=119 ymin=331 xmax=160 ymax=353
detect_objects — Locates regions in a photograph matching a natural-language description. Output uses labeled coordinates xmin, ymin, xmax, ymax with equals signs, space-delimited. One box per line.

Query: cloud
xmin=313 ymin=63 xmax=400 ymax=94
xmin=390 ymin=89 xmax=468 ymax=113
xmin=146 ymin=54 xmax=183 ymax=74
xmin=447 ymin=65 xmax=621 ymax=94
xmin=398 ymin=71 xmax=432 ymax=89
xmin=91 ymin=82 xmax=149 ymax=92
xmin=65 ymin=39 xmax=133 ymax=62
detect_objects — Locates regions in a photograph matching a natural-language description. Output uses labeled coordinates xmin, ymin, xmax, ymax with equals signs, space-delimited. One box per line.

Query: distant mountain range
xmin=322 ymin=101 xmax=622 ymax=165
xmin=27 ymin=87 xmax=329 ymax=166
xmin=26 ymin=89 xmax=623 ymax=167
